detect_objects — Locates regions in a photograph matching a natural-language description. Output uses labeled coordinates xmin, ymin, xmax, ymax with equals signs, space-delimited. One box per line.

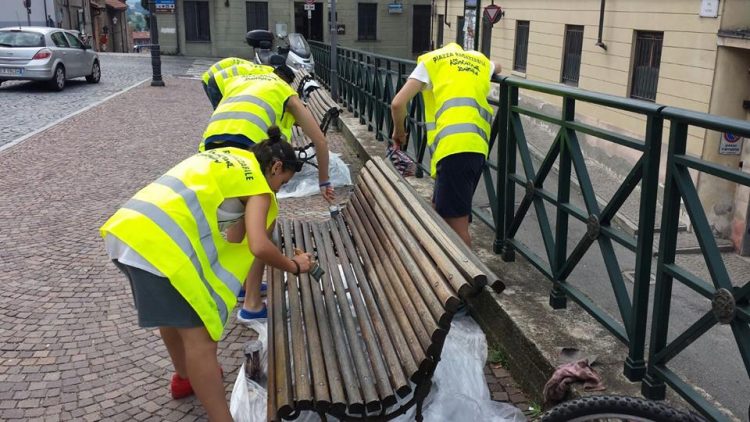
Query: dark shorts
xmin=113 ymin=260 xmax=204 ymax=329
xmin=203 ymin=80 xmax=222 ymax=110
xmin=432 ymin=152 xmax=485 ymax=219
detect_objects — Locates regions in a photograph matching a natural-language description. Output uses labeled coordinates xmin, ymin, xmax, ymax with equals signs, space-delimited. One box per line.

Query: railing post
xmin=549 ymin=97 xmax=574 ymax=309
xmin=495 ymin=79 xmax=510 ymax=254
xmin=624 ymin=113 xmax=663 ymax=381
xmin=502 ymin=85 xmax=518 ymax=262
xmin=642 ymin=121 xmax=687 ymax=400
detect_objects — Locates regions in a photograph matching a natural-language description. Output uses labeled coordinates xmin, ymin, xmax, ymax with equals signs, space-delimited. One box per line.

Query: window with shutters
xmin=630 ymin=31 xmax=663 ymax=101
xmin=246 ymin=2 xmax=269 ymax=31
xmin=561 ymin=25 xmax=584 ymax=86
xmin=358 ymin=3 xmax=377 ymax=41
xmin=184 ymin=1 xmax=210 ymax=42
xmin=513 ymin=21 xmax=529 ymax=72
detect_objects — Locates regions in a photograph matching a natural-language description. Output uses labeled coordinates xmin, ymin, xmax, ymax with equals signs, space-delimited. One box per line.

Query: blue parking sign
xmin=155 ymin=0 xmax=175 ymax=10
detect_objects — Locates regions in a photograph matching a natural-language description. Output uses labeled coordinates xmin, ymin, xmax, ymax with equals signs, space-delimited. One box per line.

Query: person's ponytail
xmin=251 ymin=126 xmax=299 ymax=173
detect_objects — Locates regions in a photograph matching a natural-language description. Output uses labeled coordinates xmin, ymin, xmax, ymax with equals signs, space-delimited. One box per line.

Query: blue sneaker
xmin=237 ymin=306 xmax=268 ymax=325
xmin=237 ymin=282 xmax=267 ymax=300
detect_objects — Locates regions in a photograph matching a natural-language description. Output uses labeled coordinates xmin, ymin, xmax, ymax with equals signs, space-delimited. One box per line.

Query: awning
xmin=105 ymin=0 xmax=127 ymax=11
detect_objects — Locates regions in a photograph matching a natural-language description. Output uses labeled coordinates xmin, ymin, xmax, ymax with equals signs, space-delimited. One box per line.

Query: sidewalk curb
xmin=0 ymin=78 xmax=150 ymax=155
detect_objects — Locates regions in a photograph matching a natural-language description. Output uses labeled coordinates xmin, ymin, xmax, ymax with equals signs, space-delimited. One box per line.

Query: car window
xmin=50 ymin=32 xmax=69 ymax=48
xmin=64 ymin=33 xmax=83 ymax=48
xmin=0 ymin=30 xmax=45 ymax=47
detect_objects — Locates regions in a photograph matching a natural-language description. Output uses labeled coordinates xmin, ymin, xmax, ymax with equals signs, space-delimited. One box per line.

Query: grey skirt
xmin=113 ymin=260 xmax=204 ymax=328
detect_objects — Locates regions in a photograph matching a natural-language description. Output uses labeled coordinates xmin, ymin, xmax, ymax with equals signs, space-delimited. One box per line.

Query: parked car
xmin=0 ymin=26 xmax=100 ymax=91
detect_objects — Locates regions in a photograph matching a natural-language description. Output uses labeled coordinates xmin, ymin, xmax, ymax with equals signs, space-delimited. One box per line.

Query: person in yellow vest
xmin=201 ymin=57 xmax=281 ymax=109
xmin=390 ymin=43 xmax=502 ymax=246
xmin=202 ymin=66 xmax=334 ymax=325
xmin=100 ymin=127 xmax=312 ymax=422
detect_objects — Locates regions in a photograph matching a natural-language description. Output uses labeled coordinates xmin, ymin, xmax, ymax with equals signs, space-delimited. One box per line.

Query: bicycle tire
xmin=540 ymin=395 xmax=707 ymax=422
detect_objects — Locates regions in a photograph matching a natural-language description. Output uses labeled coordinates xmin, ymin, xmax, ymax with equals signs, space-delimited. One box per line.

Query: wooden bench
xmin=267 ymin=157 xmax=504 ymax=421
xmin=290 ymin=69 xmax=342 ymax=152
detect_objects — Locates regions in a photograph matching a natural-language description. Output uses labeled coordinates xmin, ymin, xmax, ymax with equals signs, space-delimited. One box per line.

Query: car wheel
xmin=86 ymin=61 xmax=101 ymax=84
xmin=48 ymin=65 xmax=65 ymax=91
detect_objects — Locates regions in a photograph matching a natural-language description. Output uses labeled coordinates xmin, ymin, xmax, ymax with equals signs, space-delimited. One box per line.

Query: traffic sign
xmin=483 ymin=5 xmax=504 ymax=25
xmin=304 ymin=3 xmax=315 ymax=10
xmin=305 ymin=0 xmax=314 ymax=4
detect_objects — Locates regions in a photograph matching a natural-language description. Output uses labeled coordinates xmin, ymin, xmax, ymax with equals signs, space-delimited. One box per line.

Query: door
xmin=63 ymin=32 xmax=85 ymax=77
xmin=294 ymin=2 xmax=324 ymax=41
xmin=412 ymin=5 xmax=431 ymax=54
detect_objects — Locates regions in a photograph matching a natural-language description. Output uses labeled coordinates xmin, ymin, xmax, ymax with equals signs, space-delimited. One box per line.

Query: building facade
xmin=152 ymin=0 xmax=433 ymax=59
xmin=436 ymin=0 xmax=750 ymax=253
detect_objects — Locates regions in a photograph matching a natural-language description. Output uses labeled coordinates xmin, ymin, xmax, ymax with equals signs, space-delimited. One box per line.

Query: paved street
xmin=0 ymin=53 xmax=199 ymax=149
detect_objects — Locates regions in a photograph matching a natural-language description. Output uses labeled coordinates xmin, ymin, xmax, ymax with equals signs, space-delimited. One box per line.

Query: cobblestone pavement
xmin=0 ymin=74 xmax=531 ymax=420
xmin=0 ymin=53 xmax=198 ymax=148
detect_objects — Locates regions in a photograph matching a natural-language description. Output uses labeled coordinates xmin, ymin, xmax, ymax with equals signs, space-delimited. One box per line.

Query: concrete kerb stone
xmin=336 ymin=109 xmax=736 ymax=418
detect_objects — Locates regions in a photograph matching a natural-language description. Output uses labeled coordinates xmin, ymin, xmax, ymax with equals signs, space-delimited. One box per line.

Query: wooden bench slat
xmin=310 ymin=222 xmax=365 ymax=414
xmin=342 ymin=206 xmax=420 ymax=379
xmin=350 ymin=192 xmax=434 ymax=369
xmin=360 ymin=168 xmax=460 ymax=321
xmin=299 ymin=221 xmax=346 ymax=414
xmin=363 ymin=163 xmax=479 ymax=299
xmin=328 ymin=217 xmax=398 ymax=408
xmin=280 ymin=220 xmax=313 ymax=409
xmin=355 ymin=183 xmax=449 ymax=362
xmin=331 ymin=215 xmax=411 ymax=402
xmin=292 ymin=220 xmax=332 ymax=410
xmin=271 ymin=237 xmax=294 ymax=418
xmin=373 ymin=157 xmax=501 ymax=293
xmin=316 ymin=221 xmax=381 ymax=413
xmin=267 ymin=256 xmax=278 ymax=422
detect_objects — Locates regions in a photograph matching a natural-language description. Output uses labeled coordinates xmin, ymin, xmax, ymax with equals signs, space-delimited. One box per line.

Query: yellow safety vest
xmin=201 ymin=74 xmax=298 ymax=151
xmin=100 ymin=148 xmax=278 ymax=341
xmin=201 ymin=57 xmax=251 ymax=84
xmin=213 ymin=63 xmax=274 ymax=96
xmin=418 ymin=43 xmax=492 ymax=177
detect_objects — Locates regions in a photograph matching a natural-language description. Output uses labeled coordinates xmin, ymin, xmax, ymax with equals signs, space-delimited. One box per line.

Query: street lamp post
xmin=329 ymin=0 xmax=338 ymax=101
xmin=148 ymin=0 xmax=165 ymax=87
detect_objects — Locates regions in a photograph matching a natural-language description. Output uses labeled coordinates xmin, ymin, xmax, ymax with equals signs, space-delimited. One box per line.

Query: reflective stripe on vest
xmin=209 ymin=111 xmax=271 ymax=133
xmin=429 ymin=122 xmax=489 ymax=154
xmin=435 ymin=97 xmax=493 ymax=125
xmin=219 ymin=95 xmax=277 ymax=123
xmin=122 ymin=198 xmax=230 ymax=325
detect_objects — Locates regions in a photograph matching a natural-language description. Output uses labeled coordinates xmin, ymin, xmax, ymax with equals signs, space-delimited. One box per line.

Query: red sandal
xmin=170 ymin=373 xmax=193 ymax=399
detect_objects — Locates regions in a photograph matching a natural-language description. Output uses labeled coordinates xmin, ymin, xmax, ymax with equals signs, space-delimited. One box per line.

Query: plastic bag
xmin=230 ymin=319 xmax=269 ymax=422
xmin=277 ymin=151 xmax=352 ymax=199
xmin=386 ymin=145 xmax=417 ymax=177
xmin=293 ymin=315 xmax=526 ymax=421
xmin=230 ymin=363 xmax=268 ymax=422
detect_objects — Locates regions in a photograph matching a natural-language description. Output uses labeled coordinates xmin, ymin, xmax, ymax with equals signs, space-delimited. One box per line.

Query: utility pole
xmin=148 ymin=0 xmax=165 ymax=86
xmin=329 ymin=0 xmax=338 ymax=101
xmin=24 ymin=0 xmax=31 ymax=26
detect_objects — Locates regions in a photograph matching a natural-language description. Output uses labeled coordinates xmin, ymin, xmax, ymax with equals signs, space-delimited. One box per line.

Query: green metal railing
xmin=309 ymin=41 xmax=750 ymax=421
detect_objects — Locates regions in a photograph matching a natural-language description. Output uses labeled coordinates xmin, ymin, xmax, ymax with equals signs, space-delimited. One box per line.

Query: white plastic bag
xmin=230 ymin=363 xmax=268 ymax=422
xmin=277 ymin=151 xmax=352 ymax=199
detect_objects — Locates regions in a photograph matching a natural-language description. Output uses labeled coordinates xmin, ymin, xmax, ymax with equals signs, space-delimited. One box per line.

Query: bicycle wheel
xmin=540 ymin=395 xmax=707 ymax=422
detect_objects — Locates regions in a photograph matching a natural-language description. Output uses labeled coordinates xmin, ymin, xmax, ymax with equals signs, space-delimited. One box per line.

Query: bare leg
xmin=443 ymin=215 xmax=472 ymax=247
xmin=178 ymin=327 xmax=232 ymax=422
xmin=242 ymin=258 xmax=265 ymax=312
xmin=159 ymin=327 xmax=187 ymax=378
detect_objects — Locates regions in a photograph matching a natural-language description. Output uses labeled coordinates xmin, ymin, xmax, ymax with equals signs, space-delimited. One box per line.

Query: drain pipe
xmin=596 ymin=0 xmax=607 ymax=50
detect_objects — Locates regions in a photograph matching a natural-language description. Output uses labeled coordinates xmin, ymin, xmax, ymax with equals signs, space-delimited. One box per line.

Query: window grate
xmin=513 ymin=21 xmax=529 ymax=72
xmin=358 ymin=3 xmax=377 ymax=41
xmin=246 ymin=2 xmax=269 ymax=31
xmin=185 ymin=1 xmax=210 ymax=42
xmin=561 ymin=25 xmax=584 ymax=86
xmin=630 ymin=31 xmax=663 ymax=101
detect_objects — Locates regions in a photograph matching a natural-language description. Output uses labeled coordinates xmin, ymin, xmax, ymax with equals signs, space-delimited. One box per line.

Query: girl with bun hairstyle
xmin=101 ymin=126 xmax=310 ymax=421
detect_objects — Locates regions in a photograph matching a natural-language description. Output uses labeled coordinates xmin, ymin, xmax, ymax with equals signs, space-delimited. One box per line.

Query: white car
xmin=0 ymin=26 xmax=100 ymax=91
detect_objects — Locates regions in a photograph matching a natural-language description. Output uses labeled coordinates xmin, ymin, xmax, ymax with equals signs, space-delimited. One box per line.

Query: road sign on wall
xmin=719 ymin=132 xmax=744 ymax=155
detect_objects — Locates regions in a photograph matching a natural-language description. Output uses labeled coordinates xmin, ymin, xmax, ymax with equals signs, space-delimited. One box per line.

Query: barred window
xmin=561 ymin=25 xmax=584 ymax=86
xmin=358 ymin=3 xmax=377 ymax=41
xmin=246 ymin=2 xmax=269 ymax=31
xmin=184 ymin=1 xmax=210 ymax=42
xmin=513 ymin=21 xmax=529 ymax=72
xmin=630 ymin=31 xmax=663 ymax=101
